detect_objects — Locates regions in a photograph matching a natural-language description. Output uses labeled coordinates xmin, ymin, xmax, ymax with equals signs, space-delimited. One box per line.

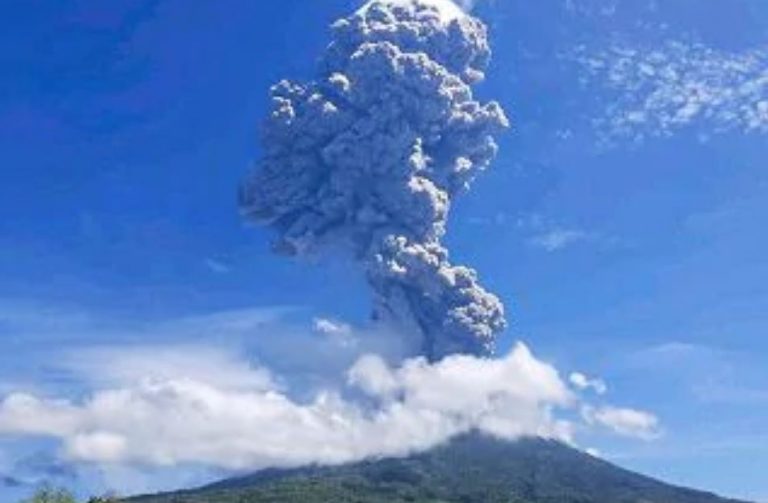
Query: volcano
xmin=129 ymin=433 xmax=749 ymax=503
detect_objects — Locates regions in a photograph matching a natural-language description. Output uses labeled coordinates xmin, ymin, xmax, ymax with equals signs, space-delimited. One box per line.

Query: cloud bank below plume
xmin=241 ymin=0 xmax=508 ymax=360
xmin=0 ymin=342 xmax=658 ymax=470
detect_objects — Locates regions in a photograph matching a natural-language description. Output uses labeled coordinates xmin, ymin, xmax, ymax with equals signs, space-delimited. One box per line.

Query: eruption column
xmin=241 ymin=0 xmax=509 ymax=360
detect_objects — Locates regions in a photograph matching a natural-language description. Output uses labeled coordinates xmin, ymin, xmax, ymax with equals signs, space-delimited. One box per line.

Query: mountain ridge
xmin=129 ymin=432 xmax=752 ymax=503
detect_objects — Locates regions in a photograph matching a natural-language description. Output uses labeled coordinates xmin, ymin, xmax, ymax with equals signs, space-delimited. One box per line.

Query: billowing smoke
xmin=240 ymin=0 xmax=509 ymax=360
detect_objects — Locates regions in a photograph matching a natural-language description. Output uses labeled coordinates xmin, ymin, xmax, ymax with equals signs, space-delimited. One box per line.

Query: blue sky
xmin=1 ymin=0 xmax=767 ymax=501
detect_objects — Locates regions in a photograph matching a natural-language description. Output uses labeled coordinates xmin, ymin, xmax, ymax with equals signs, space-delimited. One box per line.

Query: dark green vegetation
xmin=18 ymin=486 xmax=116 ymax=503
xmin=20 ymin=487 xmax=78 ymax=503
xmin=130 ymin=433 xmax=749 ymax=503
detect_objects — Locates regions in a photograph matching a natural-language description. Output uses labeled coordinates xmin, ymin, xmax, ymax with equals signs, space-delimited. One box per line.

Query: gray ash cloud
xmin=240 ymin=0 xmax=508 ymax=360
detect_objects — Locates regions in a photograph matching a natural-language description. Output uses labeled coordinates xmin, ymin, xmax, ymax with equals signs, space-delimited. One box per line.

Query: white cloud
xmin=517 ymin=215 xmax=610 ymax=253
xmin=313 ymin=318 xmax=357 ymax=348
xmin=0 ymin=301 xmax=411 ymax=403
xmin=627 ymin=342 xmax=768 ymax=409
xmin=571 ymin=41 xmax=768 ymax=142
xmin=693 ymin=382 xmax=768 ymax=406
xmin=0 ymin=301 xmax=660 ymax=477
xmin=0 ymin=344 xmax=572 ymax=469
xmin=569 ymin=372 xmax=607 ymax=395
xmin=529 ymin=229 xmax=588 ymax=252
xmin=564 ymin=0 xmax=620 ymax=17
xmin=59 ymin=345 xmax=276 ymax=391
xmin=204 ymin=258 xmax=231 ymax=274
xmin=0 ymin=302 xmax=288 ymax=348
xmin=349 ymin=344 xmax=576 ymax=440
xmin=313 ymin=318 xmax=352 ymax=336
xmin=627 ymin=342 xmax=725 ymax=374
xmin=0 ymin=342 xmax=655 ymax=471
xmin=582 ymin=405 xmax=661 ymax=441
xmin=0 ymin=300 xmax=96 ymax=334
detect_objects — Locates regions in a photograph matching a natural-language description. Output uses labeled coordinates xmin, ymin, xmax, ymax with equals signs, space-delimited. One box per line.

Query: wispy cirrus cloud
xmin=627 ymin=341 xmax=768 ymax=408
xmin=563 ymin=0 xmax=620 ymax=17
xmin=582 ymin=405 xmax=661 ymax=441
xmin=570 ymin=41 xmax=768 ymax=143
xmin=514 ymin=214 xmax=616 ymax=253
xmin=529 ymin=228 xmax=589 ymax=252
xmin=569 ymin=372 xmax=607 ymax=395
xmin=203 ymin=258 xmax=231 ymax=274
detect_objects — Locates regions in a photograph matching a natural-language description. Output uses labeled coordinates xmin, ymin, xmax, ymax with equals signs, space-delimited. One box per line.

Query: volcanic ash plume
xmin=240 ymin=0 xmax=509 ymax=360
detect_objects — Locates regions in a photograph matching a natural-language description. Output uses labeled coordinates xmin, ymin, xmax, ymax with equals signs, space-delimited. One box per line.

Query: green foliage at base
xmin=17 ymin=485 xmax=119 ymax=503
xmin=21 ymin=486 xmax=78 ymax=503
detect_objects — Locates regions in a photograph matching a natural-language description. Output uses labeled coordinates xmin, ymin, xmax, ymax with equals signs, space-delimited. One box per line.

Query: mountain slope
xmin=130 ymin=433 xmax=750 ymax=503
